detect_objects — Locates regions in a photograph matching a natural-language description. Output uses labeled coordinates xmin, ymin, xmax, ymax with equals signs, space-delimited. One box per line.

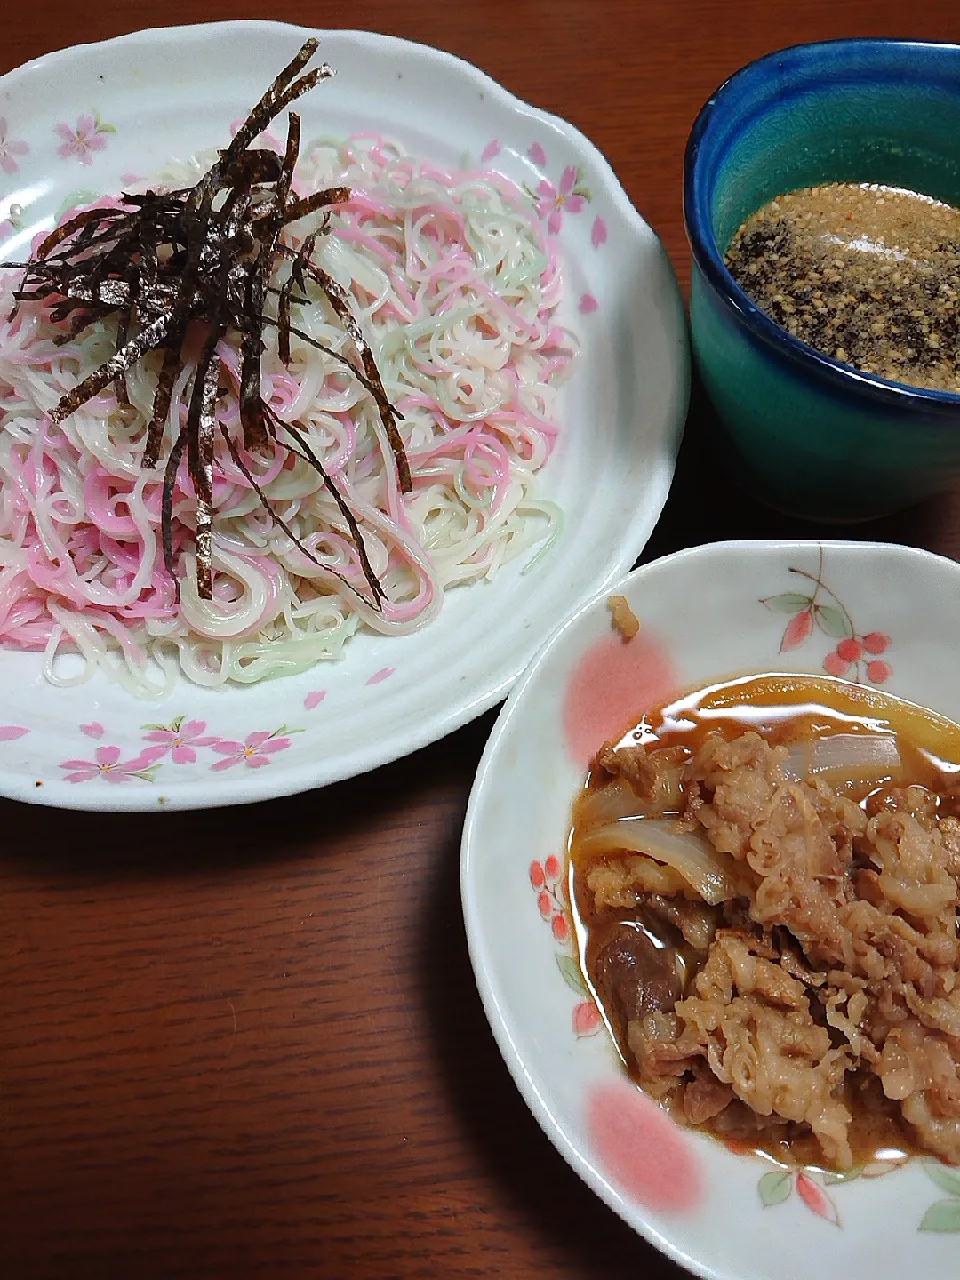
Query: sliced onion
xmin=577 ymin=817 xmax=744 ymax=906
xmin=577 ymin=778 xmax=651 ymax=827
xmin=782 ymin=732 xmax=900 ymax=787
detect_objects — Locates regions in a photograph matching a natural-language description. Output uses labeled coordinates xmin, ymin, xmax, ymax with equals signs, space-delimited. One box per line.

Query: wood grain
xmin=3 ymin=3 xmax=960 ymax=1277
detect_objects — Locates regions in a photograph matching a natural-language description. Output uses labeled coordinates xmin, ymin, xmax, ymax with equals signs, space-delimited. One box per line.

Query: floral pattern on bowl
xmin=462 ymin=540 xmax=960 ymax=1279
xmin=761 ymin=546 xmax=893 ymax=682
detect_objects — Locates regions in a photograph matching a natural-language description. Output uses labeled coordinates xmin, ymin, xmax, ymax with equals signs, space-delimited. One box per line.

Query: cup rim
xmin=683 ymin=36 xmax=960 ymax=415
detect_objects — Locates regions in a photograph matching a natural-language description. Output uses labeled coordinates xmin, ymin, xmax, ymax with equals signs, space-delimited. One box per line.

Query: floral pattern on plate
xmin=0 ymin=118 xmax=29 ymax=174
xmin=756 ymin=1155 xmax=907 ymax=1228
xmin=761 ymin=546 xmax=893 ymax=683
xmin=530 ymin=853 xmax=602 ymax=1037
xmin=920 ymin=1161 xmax=960 ymax=1232
xmin=57 ymin=716 xmax=303 ymax=782
xmin=520 ymin=140 xmax=607 ymax=314
xmin=54 ymin=111 xmax=116 ymax=164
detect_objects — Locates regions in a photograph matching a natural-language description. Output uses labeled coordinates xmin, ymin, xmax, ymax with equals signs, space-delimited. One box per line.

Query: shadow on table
xmin=0 ymin=717 xmax=482 ymax=874
xmin=0 ymin=784 xmax=357 ymax=872
xmin=642 ymin=376 xmax=960 ymax=565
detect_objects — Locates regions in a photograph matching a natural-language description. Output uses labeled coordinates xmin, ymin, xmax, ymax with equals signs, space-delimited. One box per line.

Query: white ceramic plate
xmin=462 ymin=540 xmax=960 ymax=1280
xmin=0 ymin=21 xmax=687 ymax=811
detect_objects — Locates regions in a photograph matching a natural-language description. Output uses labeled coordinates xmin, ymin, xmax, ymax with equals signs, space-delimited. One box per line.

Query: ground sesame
xmin=725 ymin=183 xmax=960 ymax=392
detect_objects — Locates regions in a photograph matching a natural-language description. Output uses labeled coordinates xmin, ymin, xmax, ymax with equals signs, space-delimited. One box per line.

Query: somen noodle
xmin=0 ymin=132 xmax=575 ymax=697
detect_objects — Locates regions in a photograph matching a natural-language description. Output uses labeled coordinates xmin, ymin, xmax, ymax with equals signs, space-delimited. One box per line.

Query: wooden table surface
xmin=4 ymin=2 xmax=960 ymax=1277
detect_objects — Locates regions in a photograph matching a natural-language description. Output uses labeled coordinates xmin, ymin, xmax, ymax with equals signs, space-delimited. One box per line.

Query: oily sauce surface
xmin=568 ymin=674 xmax=960 ymax=1170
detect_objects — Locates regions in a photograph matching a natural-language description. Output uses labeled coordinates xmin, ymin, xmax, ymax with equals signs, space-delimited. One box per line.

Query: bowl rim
xmin=684 ymin=35 xmax=960 ymax=415
xmin=460 ymin=535 xmax=960 ymax=1278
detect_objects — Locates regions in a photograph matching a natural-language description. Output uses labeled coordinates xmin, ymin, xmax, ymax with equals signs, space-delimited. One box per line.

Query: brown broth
xmin=568 ymin=673 xmax=960 ymax=1170
xmin=620 ymin=671 xmax=960 ymax=774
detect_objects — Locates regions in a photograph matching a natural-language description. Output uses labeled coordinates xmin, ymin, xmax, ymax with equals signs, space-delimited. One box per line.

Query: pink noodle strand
xmin=0 ymin=133 xmax=572 ymax=674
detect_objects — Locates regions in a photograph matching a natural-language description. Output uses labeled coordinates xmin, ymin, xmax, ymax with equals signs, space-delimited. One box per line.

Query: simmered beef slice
xmin=596 ymin=743 xmax=688 ymax=815
xmin=592 ymin=922 xmax=682 ymax=1031
xmin=583 ymin=723 xmax=960 ymax=1169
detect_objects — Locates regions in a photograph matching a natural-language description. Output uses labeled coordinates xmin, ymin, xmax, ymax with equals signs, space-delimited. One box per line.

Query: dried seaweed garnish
xmin=6 ymin=38 xmax=411 ymax=604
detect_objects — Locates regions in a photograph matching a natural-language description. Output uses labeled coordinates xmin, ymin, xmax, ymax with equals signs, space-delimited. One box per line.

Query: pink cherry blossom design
xmin=54 ymin=113 xmax=113 ymax=165
xmin=537 ymin=165 xmax=587 ymax=234
xmin=0 ymin=724 xmax=28 ymax=740
xmin=579 ymin=292 xmax=598 ymax=314
xmin=0 ymin=118 xmax=29 ymax=175
xmin=796 ymin=1173 xmax=840 ymax=1225
xmin=304 ymin=690 xmax=326 ymax=710
xmin=573 ymin=1000 xmax=603 ymax=1037
xmin=366 ymin=667 xmax=395 ymax=686
xmin=480 ymin=139 xmax=501 ymax=163
xmin=209 ymin=730 xmax=292 ymax=771
xmin=81 ymin=722 xmax=105 ymax=739
xmin=591 ymin=215 xmax=608 ymax=248
xmin=530 ymin=860 xmax=546 ymax=889
xmin=780 ymin=608 xmax=813 ymax=652
xmin=60 ymin=744 xmax=165 ymax=783
xmin=142 ymin=719 xmax=219 ymax=764
xmin=528 ymin=141 xmax=548 ymax=167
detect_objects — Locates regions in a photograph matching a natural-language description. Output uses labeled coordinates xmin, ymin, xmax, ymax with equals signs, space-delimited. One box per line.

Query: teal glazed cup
xmin=685 ymin=39 xmax=960 ymax=521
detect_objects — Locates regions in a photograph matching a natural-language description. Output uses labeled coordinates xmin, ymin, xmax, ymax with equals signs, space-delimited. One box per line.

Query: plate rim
xmin=0 ymin=20 xmax=688 ymax=811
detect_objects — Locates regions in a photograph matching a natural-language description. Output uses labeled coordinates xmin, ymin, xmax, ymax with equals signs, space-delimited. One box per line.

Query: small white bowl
xmin=461 ymin=540 xmax=960 ymax=1280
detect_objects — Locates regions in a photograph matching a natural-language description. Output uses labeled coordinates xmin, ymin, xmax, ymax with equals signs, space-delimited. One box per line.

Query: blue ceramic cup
xmin=685 ymin=38 xmax=960 ymax=521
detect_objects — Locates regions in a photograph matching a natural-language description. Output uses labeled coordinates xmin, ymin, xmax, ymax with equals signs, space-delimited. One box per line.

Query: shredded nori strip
xmin=6 ymin=38 xmax=411 ymax=603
